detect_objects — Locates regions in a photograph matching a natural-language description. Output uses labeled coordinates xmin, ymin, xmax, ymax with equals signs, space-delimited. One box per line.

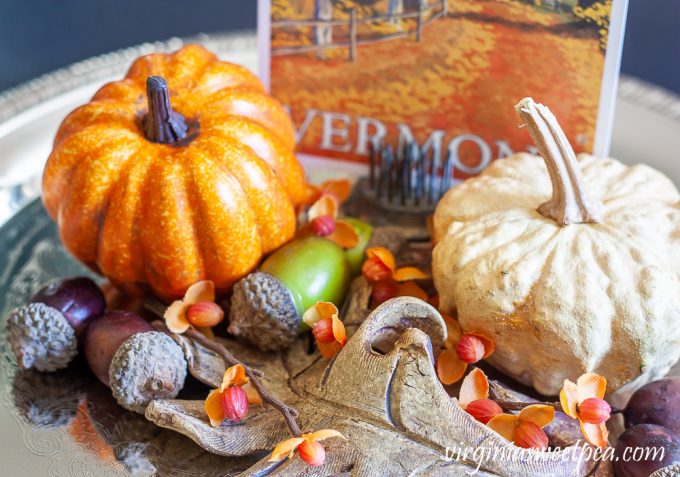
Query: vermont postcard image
xmin=260 ymin=0 xmax=627 ymax=179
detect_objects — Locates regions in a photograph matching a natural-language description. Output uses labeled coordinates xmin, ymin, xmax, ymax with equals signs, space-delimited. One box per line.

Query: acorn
xmin=229 ymin=236 xmax=352 ymax=351
xmin=343 ymin=218 xmax=373 ymax=276
xmin=6 ymin=277 xmax=105 ymax=372
xmin=615 ymin=424 xmax=680 ymax=477
xmin=84 ymin=310 xmax=187 ymax=413
xmin=624 ymin=378 xmax=680 ymax=435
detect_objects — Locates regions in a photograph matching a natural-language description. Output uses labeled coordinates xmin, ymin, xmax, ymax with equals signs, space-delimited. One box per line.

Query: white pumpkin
xmin=432 ymin=98 xmax=680 ymax=396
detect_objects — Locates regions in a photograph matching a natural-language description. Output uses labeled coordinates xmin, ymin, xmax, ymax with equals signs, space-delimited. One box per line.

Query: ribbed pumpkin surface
xmin=43 ymin=45 xmax=307 ymax=299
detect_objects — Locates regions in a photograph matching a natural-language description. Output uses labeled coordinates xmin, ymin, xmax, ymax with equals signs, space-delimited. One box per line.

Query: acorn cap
xmin=228 ymin=272 xmax=299 ymax=351
xmin=651 ymin=464 xmax=680 ymax=477
xmin=109 ymin=331 xmax=187 ymax=414
xmin=6 ymin=303 xmax=78 ymax=372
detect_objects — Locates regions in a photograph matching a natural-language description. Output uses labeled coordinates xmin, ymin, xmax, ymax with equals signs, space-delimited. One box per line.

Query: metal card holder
xmin=365 ymin=138 xmax=454 ymax=213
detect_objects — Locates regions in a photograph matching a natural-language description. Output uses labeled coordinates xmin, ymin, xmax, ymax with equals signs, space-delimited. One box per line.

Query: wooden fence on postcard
xmin=271 ymin=0 xmax=447 ymax=61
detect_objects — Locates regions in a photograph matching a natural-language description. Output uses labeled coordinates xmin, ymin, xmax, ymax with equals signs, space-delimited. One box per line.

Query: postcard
xmin=259 ymin=0 xmax=628 ymax=179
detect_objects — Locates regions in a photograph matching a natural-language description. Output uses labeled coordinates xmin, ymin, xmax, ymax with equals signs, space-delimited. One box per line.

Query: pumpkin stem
xmin=515 ymin=98 xmax=602 ymax=226
xmin=143 ymin=76 xmax=188 ymax=144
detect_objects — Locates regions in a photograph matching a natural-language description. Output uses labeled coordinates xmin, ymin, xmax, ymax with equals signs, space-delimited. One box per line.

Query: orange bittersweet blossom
xmin=361 ymin=247 xmax=428 ymax=305
xmin=204 ymin=364 xmax=262 ymax=427
xmin=164 ymin=280 xmax=223 ymax=337
xmin=436 ymin=314 xmax=494 ymax=385
xmin=304 ymin=179 xmax=352 ymax=206
xmin=270 ymin=429 xmax=346 ymax=467
xmin=303 ymin=301 xmax=347 ymax=359
xmin=298 ymin=193 xmax=359 ymax=249
xmin=486 ymin=404 xmax=555 ymax=450
xmin=560 ymin=373 xmax=610 ymax=448
xmin=456 ymin=368 xmax=552 ymax=450
xmin=457 ymin=367 xmax=490 ymax=409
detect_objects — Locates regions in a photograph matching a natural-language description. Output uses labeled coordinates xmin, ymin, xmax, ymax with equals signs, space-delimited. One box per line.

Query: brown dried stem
xmin=183 ymin=328 xmax=301 ymax=436
xmin=145 ymin=298 xmax=302 ymax=437
xmin=495 ymin=400 xmax=564 ymax=413
xmin=495 ymin=400 xmax=622 ymax=415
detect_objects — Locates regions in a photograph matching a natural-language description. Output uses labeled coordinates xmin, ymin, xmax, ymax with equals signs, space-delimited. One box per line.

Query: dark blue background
xmin=0 ymin=0 xmax=678 ymax=94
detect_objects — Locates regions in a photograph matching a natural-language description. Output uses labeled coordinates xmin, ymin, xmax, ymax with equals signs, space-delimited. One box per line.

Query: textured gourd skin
xmin=43 ymin=45 xmax=307 ymax=300
xmin=433 ymin=153 xmax=680 ymax=396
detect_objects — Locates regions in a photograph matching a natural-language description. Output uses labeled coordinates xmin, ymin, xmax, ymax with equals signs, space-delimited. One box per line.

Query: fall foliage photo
xmin=268 ymin=0 xmax=618 ymax=178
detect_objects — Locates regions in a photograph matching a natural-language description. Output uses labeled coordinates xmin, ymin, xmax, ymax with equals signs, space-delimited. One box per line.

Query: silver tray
xmin=2 ymin=31 xmax=680 ymax=476
xmin=0 ymin=33 xmax=267 ymax=477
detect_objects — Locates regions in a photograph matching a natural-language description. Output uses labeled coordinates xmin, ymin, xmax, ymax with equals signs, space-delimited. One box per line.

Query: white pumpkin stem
xmin=515 ymin=98 xmax=602 ymax=226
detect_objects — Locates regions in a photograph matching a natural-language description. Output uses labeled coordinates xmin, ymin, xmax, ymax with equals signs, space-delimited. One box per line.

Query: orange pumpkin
xmin=43 ymin=45 xmax=308 ymax=300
